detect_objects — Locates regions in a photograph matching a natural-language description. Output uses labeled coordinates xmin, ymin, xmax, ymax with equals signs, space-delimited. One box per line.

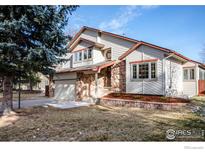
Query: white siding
xmin=126 ymin=45 xmax=165 ymax=95
xmin=93 ymin=48 xmax=105 ymax=64
xmin=183 ymin=81 xmax=197 ymax=96
xmin=165 ymin=58 xmax=183 ymax=96
xmin=182 ymin=61 xmax=198 ymax=96
xmin=100 ymin=34 xmax=135 ymax=60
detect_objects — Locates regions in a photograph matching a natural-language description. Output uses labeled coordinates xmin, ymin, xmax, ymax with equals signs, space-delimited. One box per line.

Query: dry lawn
xmin=0 ymin=104 xmax=204 ymax=141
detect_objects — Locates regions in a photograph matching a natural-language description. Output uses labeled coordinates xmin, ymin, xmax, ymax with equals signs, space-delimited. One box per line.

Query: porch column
xmin=95 ymin=72 xmax=99 ymax=103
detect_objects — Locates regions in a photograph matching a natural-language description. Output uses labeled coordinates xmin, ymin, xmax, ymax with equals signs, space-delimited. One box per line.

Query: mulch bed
xmin=103 ymin=93 xmax=190 ymax=104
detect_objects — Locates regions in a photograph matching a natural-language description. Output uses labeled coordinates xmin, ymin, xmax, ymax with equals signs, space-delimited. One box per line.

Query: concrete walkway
xmin=12 ymin=98 xmax=92 ymax=109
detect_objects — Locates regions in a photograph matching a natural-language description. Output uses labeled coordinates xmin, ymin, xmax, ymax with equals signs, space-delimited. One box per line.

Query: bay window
xmin=131 ymin=61 xmax=157 ymax=80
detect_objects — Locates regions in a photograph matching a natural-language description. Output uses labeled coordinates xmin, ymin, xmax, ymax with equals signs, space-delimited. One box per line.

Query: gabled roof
xmin=118 ymin=41 xmax=191 ymax=62
xmin=69 ymin=26 xmax=139 ymax=47
xmin=68 ymin=26 xmax=205 ymax=67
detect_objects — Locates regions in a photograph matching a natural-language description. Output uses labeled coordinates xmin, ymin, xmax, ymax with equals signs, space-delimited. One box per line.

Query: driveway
xmin=1 ymin=98 xmax=92 ymax=111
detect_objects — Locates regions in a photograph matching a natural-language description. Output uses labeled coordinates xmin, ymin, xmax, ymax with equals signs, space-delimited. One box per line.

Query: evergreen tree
xmin=0 ymin=6 xmax=78 ymax=114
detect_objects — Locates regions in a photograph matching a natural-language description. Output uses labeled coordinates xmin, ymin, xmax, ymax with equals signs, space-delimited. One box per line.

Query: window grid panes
xmin=139 ymin=63 xmax=149 ymax=79
xmin=151 ymin=63 xmax=156 ymax=79
xmin=183 ymin=68 xmax=195 ymax=80
xmin=190 ymin=69 xmax=195 ymax=80
xmin=183 ymin=69 xmax=188 ymax=80
xmin=133 ymin=65 xmax=137 ymax=79
xmin=131 ymin=62 xmax=157 ymax=80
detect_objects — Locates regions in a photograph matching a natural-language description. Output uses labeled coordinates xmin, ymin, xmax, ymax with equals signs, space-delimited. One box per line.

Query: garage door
xmin=54 ymin=80 xmax=76 ymax=101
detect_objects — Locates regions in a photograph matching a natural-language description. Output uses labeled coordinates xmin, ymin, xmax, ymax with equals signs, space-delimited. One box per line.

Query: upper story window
xmin=131 ymin=61 xmax=157 ymax=80
xmin=183 ymin=68 xmax=195 ymax=80
xmin=88 ymin=48 xmax=92 ymax=59
xmin=79 ymin=51 xmax=82 ymax=61
xmin=73 ymin=47 xmax=93 ymax=63
xmin=84 ymin=50 xmax=88 ymax=60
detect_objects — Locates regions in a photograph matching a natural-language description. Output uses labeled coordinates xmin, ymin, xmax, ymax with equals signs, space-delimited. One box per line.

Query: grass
xmin=0 ymin=104 xmax=204 ymax=141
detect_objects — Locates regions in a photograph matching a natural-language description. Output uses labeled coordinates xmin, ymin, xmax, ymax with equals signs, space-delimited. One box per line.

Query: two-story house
xmin=54 ymin=26 xmax=205 ymax=102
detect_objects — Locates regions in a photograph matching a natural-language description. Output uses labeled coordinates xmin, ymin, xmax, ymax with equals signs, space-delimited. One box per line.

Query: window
xmin=131 ymin=62 xmax=157 ymax=80
xmin=84 ymin=49 xmax=88 ymax=60
xmin=183 ymin=69 xmax=188 ymax=80
xmin=132 ymin=65 xmax=137 ymax=79
xmin=190 ymin=69 xmax=195 ymax=80
xmin=88 ymin=48 xmax=92 ymax=59
xmin=73 ymin=48 xmax=92 ymax=63
xmin=151 ymin=63 xmax=156 ymax=79
xmin=78 ymin=51 xmax=82 ymax=61
xmin=74 ymin=52 xmax=78 ymax=62
xmin=183 ymin=68 xmax=195 ymax=80
xmin=139 ymin=63 xmax=149 ymax=79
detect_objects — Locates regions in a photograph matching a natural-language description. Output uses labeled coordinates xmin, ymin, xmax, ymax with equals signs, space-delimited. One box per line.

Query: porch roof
xmin=56 ymin=60 xmax=116 ymax=74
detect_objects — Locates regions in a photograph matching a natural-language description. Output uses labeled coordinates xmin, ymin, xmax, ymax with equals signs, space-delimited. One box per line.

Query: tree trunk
xmin=2 ymin=76 xmax=13 ymax=115
xmin=48 ymin=75 xmax=54 ymax=97
xmin=29 ymin=78 xmax=33 ymax=91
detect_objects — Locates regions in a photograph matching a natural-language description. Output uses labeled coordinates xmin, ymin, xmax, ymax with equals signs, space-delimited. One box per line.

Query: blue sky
xmin=66 ymin=6 xmax=205 ymax=62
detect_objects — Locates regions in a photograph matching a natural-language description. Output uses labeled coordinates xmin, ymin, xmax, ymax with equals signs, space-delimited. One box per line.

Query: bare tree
xmin=200 ymin=44 xmax=205 ymax=63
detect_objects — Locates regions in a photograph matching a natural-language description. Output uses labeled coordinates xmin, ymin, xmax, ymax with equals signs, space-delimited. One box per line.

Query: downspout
xmin=195 ymin=64 xmax=199 ymax=96
xmin=162 ymin=53 xmax=174 ymax=96
xmin=142 ymin=46 xmax=144 ymax=94
xmin=94 ymin=72 xmax=99 ymax=103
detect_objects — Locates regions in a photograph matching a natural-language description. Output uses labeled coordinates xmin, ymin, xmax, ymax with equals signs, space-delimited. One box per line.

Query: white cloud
xmin=99 ymin=5 xmax=159 ymax=35
xmin=140 ymin=5 xmax=159 ymax=10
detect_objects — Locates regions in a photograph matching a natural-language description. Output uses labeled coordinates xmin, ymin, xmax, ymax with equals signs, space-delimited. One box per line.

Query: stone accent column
xmin=111 ymin=60 xmax=126 ymax=92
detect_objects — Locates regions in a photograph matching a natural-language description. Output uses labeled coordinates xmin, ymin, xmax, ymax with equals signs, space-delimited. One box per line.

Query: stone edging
xmin=100 ymin=97 xmax=187 ymax=110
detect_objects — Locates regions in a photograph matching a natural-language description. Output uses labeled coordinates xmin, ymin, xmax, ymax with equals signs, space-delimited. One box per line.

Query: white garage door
xmin=54 ymin=80 xmax=76 ymax=101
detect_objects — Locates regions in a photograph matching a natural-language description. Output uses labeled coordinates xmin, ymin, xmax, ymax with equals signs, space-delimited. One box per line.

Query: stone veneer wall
xmin=111 ymin=60 xmax=126 ymax=92
xmin=76 ymin=72 xmax=95 ymax=101
xmin=100 ymin=98 xmax=187 ymax=110
xmin=76 ymin=69 xmax=109 ymax=101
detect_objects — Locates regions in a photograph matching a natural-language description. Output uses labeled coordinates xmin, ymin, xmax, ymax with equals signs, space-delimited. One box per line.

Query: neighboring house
xmin=54 ymin=26 xmax=205 ymax=102
xmin=14 ymin=73 xmax=49 ymax=91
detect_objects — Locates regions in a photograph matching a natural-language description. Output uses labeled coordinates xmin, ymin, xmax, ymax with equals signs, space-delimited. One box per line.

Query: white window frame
xmin=88 ymin=48 xmax=93 ymax=59
xmin=183 ymin=68 xmax=195 ymax=81
xmin=83 ymin=49 xmax=88 ymax=61
xmin=73 ymin=47 xmax=93 ymax=63
xmin=131 ymin=61 xmax=157 ymax=81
